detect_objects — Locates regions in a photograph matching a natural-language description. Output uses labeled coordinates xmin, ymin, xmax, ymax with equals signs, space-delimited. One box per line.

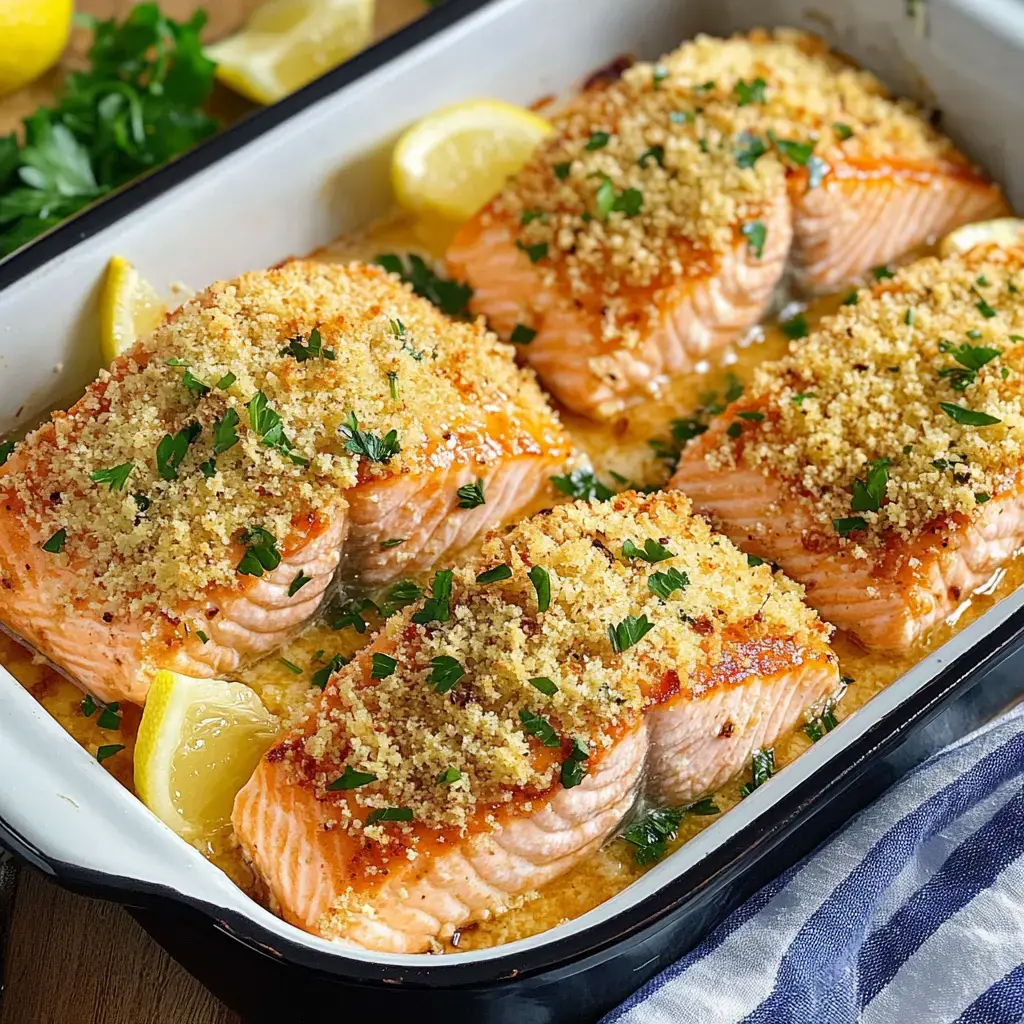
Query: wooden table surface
xmin=0 ymin=2 xmax=426 ymax=1022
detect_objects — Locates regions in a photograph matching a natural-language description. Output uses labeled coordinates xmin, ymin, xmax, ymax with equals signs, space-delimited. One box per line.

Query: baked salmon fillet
xmin=671 ymin=244 xmax=1024 ymax=650
xmin=233 ymin=492 xmax=838 ymax=952
xmin=0 ymin=261 xmax=568 ymax=705
xmin=446 ymin=30 xmax=1006 ymax=419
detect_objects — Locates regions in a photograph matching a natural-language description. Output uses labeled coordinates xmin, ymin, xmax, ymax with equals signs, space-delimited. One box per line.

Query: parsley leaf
xmin=739 ymin=747 xmax=775 ymax=796
xmin=833 ymin=516 xmax=869 ymax=537
xmin=622 ymin=538 xmax=674 ymax=563
xmin=585 ymin=131 xmax=610 ymax=150
xmin=519 ymin=708 xmax=560 ymax=747
xmin=733 ymin=77 xmax=767 ymax=105
xmin=529 ymin=676 xmax=558 ymax=696
xmin=373 ymin=253 xmax=473 ymax=317
xmin=288 ymin=571 xmax=312 ymax=597
xmin=428 ymin=655 xmax=464 ymax=693
xmin=561 ymin=738 xmax=590 ymax=789
xmin=850 ymin=458 xmax=890 ymax=513
xmin=648 ymin=567 xmax=689 ymax=600
xmin=327 ymin=766 xmax=377 ymax=790
xmin=341 ymin=411 xmax=400 ymax=464
xmin=212 ymin=407 xmax=240 ymax=455
xmin=516 ymin=239 xmax=549 ymax=263
xmin=781 ymin=313 xmax=809 ymax=340
xmin=510 ymin=324 xmax=536 ymax=344
xmin=456 ymin=478 xmax=486 ymax=508
xmin=370 ymin=653 xmax=397 ymax=680
xmin=550 ymin=468 xmax=615 ymax=501
xmin=96 ymin=743 xmax=125 ymax=763
xmin=156 ymin=421 xmax=200 ymax=480
xmin=476 ymin=563 xmax=512 ymax=584
xmin=378 ymin=579 xmax=424 ymax=618
xmin=247 ymin=392 xmax=306 ymax=465
xmin=311 ymin=653 xmax=348 ymax=690
xmin=768 ymin=130 xmax=814 ymax=165
xmin=278 ymin=658 xmax=303 ymax=675
xmin=437 ymin=766 xmax=461 ymax=785
xmin=90 ymin=461 xmax=134 ymax=491
xmin=529 ymin=565 xmax=551 ymax=613
xmin=366 ymin=807 xmax=413 ymax=825
xmin=805 ymin=701 xmax=840 ymax=742
xmin=939 ymin=402 xmax=1001 ymax=427
xmin=236 ymin=526 xmax=281 ymax=577
xmin=412 ymin=569 xmax=454 ymax=625
xmin=638 ymin=145 xmax=665 ymax=168
xmin=608 ymin=614 xmax=655 ymax=653
xmin=280 ymin=327 xmax=335 ymax=362
xmin=620 ymin=806 xmax=683 ymax=865
xmin=0 ymin=440 xmax=14 ymax=466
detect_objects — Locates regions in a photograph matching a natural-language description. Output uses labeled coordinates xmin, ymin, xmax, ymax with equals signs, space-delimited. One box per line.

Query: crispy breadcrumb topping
xmin=286 ymin=492 xmax=830 ymax=844
xmin=1 ymin=261 xmax=564 ymax=621
xmin=703 ymin=245 xmax=1024 ymax=548
xmin=495 ymin=29 xmax=963 ymax=349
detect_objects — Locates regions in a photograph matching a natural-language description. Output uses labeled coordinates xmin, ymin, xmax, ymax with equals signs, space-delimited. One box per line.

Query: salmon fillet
xmin=447 ymin=30 xmax=1007 ymax=419
xmin=233 ymin=492 xmax=838 ymax=951
xmin=0 ymin=261 xmax=569 ymax=705
xmin=671 ymin=244 xmax=1024 ymax=649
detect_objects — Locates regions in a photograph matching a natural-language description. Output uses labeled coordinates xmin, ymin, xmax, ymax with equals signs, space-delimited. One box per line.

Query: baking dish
xmin=3 ymin=0 xmax=1024 ymax=1020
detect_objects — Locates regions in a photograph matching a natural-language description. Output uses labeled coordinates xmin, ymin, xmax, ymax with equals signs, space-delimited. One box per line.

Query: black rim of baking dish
xmin=3 ymin=599 xmax=1023 ymax=988
xmin=0 ymin=0 xmax=497 ymax=293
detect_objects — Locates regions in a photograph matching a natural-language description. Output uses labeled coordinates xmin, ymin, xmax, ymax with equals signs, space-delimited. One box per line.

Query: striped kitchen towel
xmin=606 ymin=701 xmax=1024 ymax=1024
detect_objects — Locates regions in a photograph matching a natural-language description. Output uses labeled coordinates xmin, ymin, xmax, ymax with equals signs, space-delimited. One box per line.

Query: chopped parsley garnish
xmin=476 ymin=563 xmax=512 ymax=585
xmin=378 ymin=579 xmax=424 ymax=617
xmin=737 ymin=411 xmax=765 ymax=422
xmin=585 ymin=131 xmax=610 ymax=150
xmin=373 ymin=253 xmax=473 ymax=317
xmin=976 ymin=492 xmax=991 ymax=504
xmin=212 ymin=408 xmax=240 ymax=455
xmin=519 ymin=708 xmax=560 ymax=747
xmin=937 ymin=340 xmax=1002 ymax=392
xmin=737 ymin=133 xmax=770 ymax=168
xmin=939 ymin=402 xmax=1001 ymax=427
xmin=738 ymin=747 xmax=775 ymax=797
xmin=529 ymin=565 xmax=551 ymax=613
xmin=96 ymin=744 xmax=125 ymax=763
xmin=341 ymin=411 xmax=400 ymax=464
xmin=196 ymin=630 xmax=209 ymax=644
xmin=973 ymin=288 xmax=997 ymax=319
xmin=621 ymin=801 xmax=724 ymax=865
xmin=652 ymin=65 xmax=669 ymax=87
xmin=905 ymin=307 xmax=916 ymax=326
xmin=389 ymin=318 xmax=406 ymax=338
xmin=311 ymin=653 xmax=347 ymax=690
xmin=614 ymin=187 xmax=644 ymax=217
xmin=412 ymin=569 xmax=454 ymax=624
xmin=694 ymin=80 xmax=715 ymax=93
xmin=216 ymin=372 xmax=236 ymax=390
xmin=516 ymin=239 xmax=549 ymax=263
xmin=649 ymin=417 xmax=709 ymax=463
xmin=726 ymin=422 xmax=743 ymax=439
xmin=872 ymin=265 xmax=895 ymax=280
xmin=553 ymin=161 xmax=572 ymax=180
xmin=688 ymin=797 xmax=722 ymax=815
xmin=0 ymin=440 xmax=14 ymax=466
xmin=371 ymin=653 xmax=398 ymax=680
xmin=529 ymin=676 xmax=558 ymax=696
xmin=387 ymin=371 xmax=399 ymax=400
xmin=236 ymin=526 xmax=281 ymax=577
xmin=733 ymin=77 xmax=767 ymax=105
xmin=561 ymin=738 xmax=590 ymax=789
xmin=330 ymin=597 xmax=377 ymax=633
xmin=456 ymin=478 xmax=486 ymax=508
xmin=741 ymin=220 xmax=766 ymax=259
xmin=608 ymin=614 xmax=655 ymax=653
xmin=366 ymin=807 xmax=413 ymax=825
xmin=156 ymin=421 xmax=200 ymax=480
xmin=42 ymin=528 xmax=67 ymax=553
xmin=199 ymin=458 xmax=216 ymax=478
xmin=278 ymin=658 xmax=303 ymax=675
xmin=648 ymin=567 xmax=689 ymax=600
xmin=247 ymin=392 xmax=306 ymax=466
xmin=841 ymin=291 xmax=859 ymax=306
xmin=833 ymin=516 xmax=869 ymax=537
xmin=181 ymin=369 xmax=210 ymax=396
xmin=327 ymin=766 xmax=377 ymax=790
xmin=428 ymin=655 xmax=464 ymax=693
xmin=747 ymin=554 xmax=765 ymax=567
xmin=851 ymin=458 xmax=890 ymax=513
xmin=81 ymin=695 xmax=121 ymax=731
xmin=833 ymin=122 xmax=854 ymax=140
xmin=288 ymin=571 xmax=312 ymax=597
xmin=805 ymin=702 xmax=840 ymax=742
xmin=638 ymin=145 xmax=665 ymax=168
xmin=380 ymin=537 xmax=406 ymax=549
xmin=437 ymin=766 xmax=461 ymax=785
xmin=550 ymin=468 xmax=615 ymax=501
xmin=521 ymin=209 xmax=548 ymax=225
xmin=90 ymin=461 xmax=134 ymax=491
xmin=768 ymin=130 xmax=814 ymax=166
xmin=781 ymin=313 xmax=809 ymax=339
xmin=622 ymin=538 xmax=674 ymax=563
xmin=165 ymin=358 xmax=189 ymax=366
xmin=280 ymin=327 xmax=335 ymax=362
xmin=510 ymin=323 xmax=536 ymax=344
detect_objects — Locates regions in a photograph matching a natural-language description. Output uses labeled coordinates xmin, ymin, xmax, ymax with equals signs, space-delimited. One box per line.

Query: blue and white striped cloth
xmin=606 ymin=702 xmax=1024 ymax=1024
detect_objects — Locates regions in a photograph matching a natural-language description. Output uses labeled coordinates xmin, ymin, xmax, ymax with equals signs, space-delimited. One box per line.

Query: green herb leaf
xmin=387 ymin=370 xmax=399 ymax=401
xmin=211 ymin=407 xmax=239 ymax=455
xmin=737 ymin=411 xmax=765 ymax=422
xmin=216 ymin=372 xmax=236 ymax=390
xmin=734 ymin=131 xmax=768 ymax=169
xmin=90 ymin=461 xmax=134 ymax=491
xmin=550 ymin=468 xmax=615 ymax=501
xmin=741 ymin=220 xmax=766 ymax=258
xmin=529 ymin=676 xmax=558 ymax=696
xmin=850 ymin=458 xmax=891 ymax=513
xmin=411 ymin=569 xmax=454 ymax=625
xmin=278 ymin=658 xmax=303 ymax=675
xmin=516 ymin=239 xmax=549 ymax=263
xmin=236 ymin=526 xmax=281 ymax=577
xmin=586 ymin=131 xmax=611 ymax=150
xmin=510 ymin=323 xmax=536 ymax=344
xmin=781 ymin=313 xmax=809 ymax=339
xmin=378 ymin=579 xmax=424 ymax=618
xmin=519 ymin=708 xmax=560 ymax=747
xmin=428 ymin=655 xmax=464 ymax=693
xmin=939 ymin=402 xmax=1001 ymax=427
xmin=529 ymin=565 xmax=551 ymax=612
xmin=687 ymin=797 xmax=721 ymax=815
xmin=521 ymin=209 xmax=548 ymax=225
xmin=833 ymin=122 xmax=854 ymax=140
xmin=747 ymin=554 xmax=765 ymax=567
xmin=872 ymin=265 xmax=895 ymax=280
xmin=553 ymin=161 xmax=572 ymax=180
xmin=437 ymin=766 xmax=461 ymax=785
xmin=612 ymin=187 xmax=644 ymax=217
xmin=327 ymin=766 xmax=377 ymax=790
xmin=768 ymin=130 xmax=814 ymax=165
xmin=608 ymin=614 xmax=655 ymax=653
xmin=620 ymin=806 xmax=684 ymax=865
xmin=0 ymin=440 xmax=14 ymax=466
xmin=330 ymin=597 xmax=377 ymax=633
xmin=738 ymin=746 xmax=775 ymax=797
xmin=288 ymin=571 xmax=312 ymax=597
xmin=833 ymin=515 xmax=869 ymax=537
xmin=81 ymin=695 xmax=97 ymax=717
xmin=456 ymin=478 xmax=486 ymax=508
xmin=841 ymin=291 xmax=859 ymax=306
xmin=246 ymin=392 xmax=306 ymax=465
xmin=476 ymin=563 xmax=512 ymax=585
xmin=366 ymin=807 xmax=413 ymax=825
xmin=96 ymin=743 xmax=125 ymax=764
xmin=622 ymin=538 xmax=674 ymax=564
xmin=560 ymin=737 xmax=590 ymax=789
xmin=805 ymin=704 xmax=839 ymax=742
xmin=311 ymin=653 xmax=348 ymax=690
xmin=726 ymin=422 xmax=743 ymax=439
xmin=975 ymin=492 xmax=991 ymax=504
xmin=638 ymin=145 xmax=665 ymax=168
xmin=380 ymin=537 xmax=406 ymax=549
xmin=156 ymin=421 xmax=200 ymax=480
xmin=42 ymin=528 xmax=67 ymax=554
xmin=371 ymin=653 xmax=398 ymax=680
xmin=373 ymin=253 xmax=473 ymax=317
xmin=973 ymin=288 xmax=997 ymax=319
xmin=280 ymin=327 xmax=335 ymax=362
xmin=341 ymin=411 xmax=400 ymax=463
xmin=648 ymin=567 xmax=689 ymax=600
xmin=196 ymin=630 xmax=209 ymax=644
xmin=734 ymin=77 xmax=767 ymax=106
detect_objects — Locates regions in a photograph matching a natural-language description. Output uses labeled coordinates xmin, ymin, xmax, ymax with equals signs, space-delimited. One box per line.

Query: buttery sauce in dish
xmin=2 ymin=28 xmax=1021 ymax=954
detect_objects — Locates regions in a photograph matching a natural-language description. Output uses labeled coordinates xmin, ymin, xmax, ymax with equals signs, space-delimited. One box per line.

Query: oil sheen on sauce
xmin=2 ymin=216 xmax=1020 ymax=954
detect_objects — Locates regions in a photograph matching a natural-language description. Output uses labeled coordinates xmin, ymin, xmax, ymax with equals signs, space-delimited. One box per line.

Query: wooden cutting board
xmin=0 ymin=3 xmax=425 ymax=1022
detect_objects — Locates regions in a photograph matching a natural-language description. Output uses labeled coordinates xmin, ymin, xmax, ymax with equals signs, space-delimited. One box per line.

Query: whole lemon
xmin=0 ymin=0 xmax=74 ymax=97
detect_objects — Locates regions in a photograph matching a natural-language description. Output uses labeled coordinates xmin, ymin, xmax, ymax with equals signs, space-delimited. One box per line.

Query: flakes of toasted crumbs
xmin=703 ymin=245 xmax=1024 ymax=548
xmin=286 ymin=491 xmax=830 ymax=844
xmin=1 ymin=261 xmax=564 ymax=621
xmin=493 ymin=29 xmax=960 ymax=348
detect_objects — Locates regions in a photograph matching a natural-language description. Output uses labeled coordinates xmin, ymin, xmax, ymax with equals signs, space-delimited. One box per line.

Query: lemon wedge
xmin=135 ymin=671 xmax=277 ymax=847
xmin=206 ymin=0 xmax=375 ymax=106
xmin=391 ymin=99 xmax=552 ymax=223
xmin=940 ymin=218 xmax=1024 ymax=258
xmin=0 ymin=0 xmax=73 ymax=97
xmin=99 ymin=256 xmax=166 ymax=365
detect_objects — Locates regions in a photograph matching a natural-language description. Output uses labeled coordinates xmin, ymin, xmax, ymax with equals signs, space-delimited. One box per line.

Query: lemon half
xmin=0 ymin=0 xmax=73 ymax=97
xmin=391 ymin=99 xmax=552 ymax=223
xmin=206 ymin=0 xmax=375 ymax=106
xmin=940 ymin=218 xmax=1024 ymax=258
xmin=135 ymin=671 xmax=277 ymax=847
xmin=99 ymin=256 xmax=166 ymax=365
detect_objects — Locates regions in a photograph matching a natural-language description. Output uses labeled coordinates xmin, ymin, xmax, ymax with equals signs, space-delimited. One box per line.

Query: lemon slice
xmin=99 ymin=256 xmax=166 ymax=364
xmin=391 ymin=99 xmax=552 ymax=223
xmin=135 ymin=671 xmax=277 ymax=847
xmin=940 ymin=218 xmax=1024 ymax=258
xmin=206 ymin=0 xmax=375 ymax=106
xmin=0 ymin=0 xmax=73 ymax=97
